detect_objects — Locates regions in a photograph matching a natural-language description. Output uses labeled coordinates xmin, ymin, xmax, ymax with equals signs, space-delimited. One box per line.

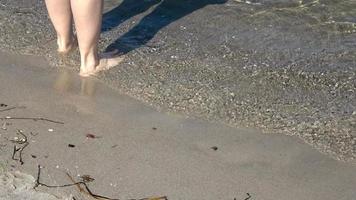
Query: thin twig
xmin=66 ymin=172 xmax=118 ymax=200
xmin=35 ymin=165 xmax=118 ymax=200
xmin=11 ymin=130 xmax=29 ymax=165
xmin=0 ymin=107 xmax=17 ymax=112
xmin=18 ymin=142 xmax=29 ymax=165
xmin=10 ymin=130 xmax=28 ymax=144
xmin=35 ymin=165 xmax=167 ymax=200
xmin=12 ymin=145 xmax=20 ymax=160
xmin=34 ymin=165 xmax=41 ymax=189
xmin=244 ymin=193 xmax=251 ymax=200
xmin=0 ymin=117 xmax=64 ymax=124
xmin=66 ymin=173 xmax=85 ymax=193
xmin=136 ymin=197 xmax=168 ymax=200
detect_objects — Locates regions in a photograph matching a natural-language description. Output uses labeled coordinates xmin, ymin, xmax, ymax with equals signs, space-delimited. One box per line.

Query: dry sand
xmin=0 ymin=171 xmax=71 ymax=200
xmin=0 ymin=52 xmax=355 ymax=200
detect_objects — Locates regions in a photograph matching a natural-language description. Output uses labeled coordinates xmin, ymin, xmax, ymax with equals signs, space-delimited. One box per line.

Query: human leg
xmin=45 ymin=0 xmax=75 ymax=53
xmin=70 ymin=0 xmax=123 ymax=77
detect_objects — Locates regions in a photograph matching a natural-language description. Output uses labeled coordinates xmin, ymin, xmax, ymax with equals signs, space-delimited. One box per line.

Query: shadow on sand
xmin=102 ymin=0 xmax=227 ymax=54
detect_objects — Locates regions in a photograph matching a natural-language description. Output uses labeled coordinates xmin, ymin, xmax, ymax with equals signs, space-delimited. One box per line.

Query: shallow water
xmin=102 ymin=0 xmax=356 ymax=71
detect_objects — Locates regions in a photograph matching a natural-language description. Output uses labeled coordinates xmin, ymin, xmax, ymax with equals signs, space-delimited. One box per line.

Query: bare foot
xmin=57 ymin=37 xmax=77 ymax=55
xmin=79 ymin=51 xmax=124 ymax=77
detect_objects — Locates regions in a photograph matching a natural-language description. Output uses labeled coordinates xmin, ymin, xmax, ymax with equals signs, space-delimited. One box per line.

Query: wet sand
xmin=0 ymin=52 xmax=355 ymax=200
xmin=0 ymin=0 xmax=355 ymax=161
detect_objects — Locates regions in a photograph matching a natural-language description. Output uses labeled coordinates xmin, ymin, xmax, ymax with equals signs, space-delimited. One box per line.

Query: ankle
xmin=80 ymin=50 xmax=99 ymax=70
xmin=57 ymin=35 xmax=73 ymax=51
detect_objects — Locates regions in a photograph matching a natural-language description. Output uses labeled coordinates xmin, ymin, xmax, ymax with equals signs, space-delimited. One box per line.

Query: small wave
xmin=232 ymin=0 xmax=320 ymax=8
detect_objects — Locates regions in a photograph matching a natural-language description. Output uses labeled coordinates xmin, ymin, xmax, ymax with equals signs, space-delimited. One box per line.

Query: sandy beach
xmin=0 ymin=52 xmax=355 ymax=200
xmin=0 ymin=0 xmax=356 ymax=199
xmin=0 ymin=0 xmax=355 ymax=161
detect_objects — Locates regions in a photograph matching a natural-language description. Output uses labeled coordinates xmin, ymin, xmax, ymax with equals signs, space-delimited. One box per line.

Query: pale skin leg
xmin=44 ymin=0 xmax=74 ymax=53
xmin=45 ymin=0 xmax=124 ymax=77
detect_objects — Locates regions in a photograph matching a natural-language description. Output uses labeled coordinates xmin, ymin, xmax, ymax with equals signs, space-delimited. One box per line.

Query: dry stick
xmin=35 ymin=165 xmax=167 ymax=200
xmin=12 ymin=145 xmax=27 ymax=165
xmin=18 ymin=142 xmax=29 ymax=165
xmin=34 ymin=165 xmax=41 ymax=189
xmin=0 ymin=117 xmax=64 ymax=124
xmin=66 ymin=172 xmax=119 ymax=200
xmin=78 ymin=180 xmax=167 ymax=200
xmin=11 ymin=130 xmax=29 ymax=165
xmin=11 ymin=145 xmax=20 ymax=160
xmin=35 ymin=165 xmax=119 ymax=200
xmin=10 ymin=130 xmax=28 ymax=144
xmin=244 ymin=193 xmax=251 ymax=200
xmin=66 ymin=173 xmax=85 ymax=193
xmin=135 ymin=197 xmax=168 ymax=200
xmin=34 ymin=165 xmax=84 ymax=189
xmin=68 ymin=173 xmax=167 ymax=200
